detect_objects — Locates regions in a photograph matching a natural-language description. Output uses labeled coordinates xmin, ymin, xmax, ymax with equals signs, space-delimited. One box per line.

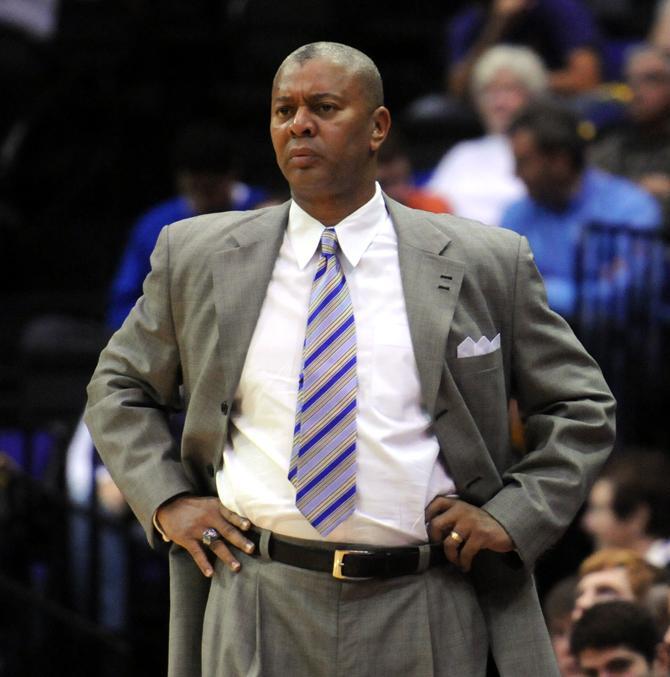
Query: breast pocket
xmin=449 ymin=348 xmax=502 ymax=376
xmin=446 ymin=349 xmax=508 ymax=453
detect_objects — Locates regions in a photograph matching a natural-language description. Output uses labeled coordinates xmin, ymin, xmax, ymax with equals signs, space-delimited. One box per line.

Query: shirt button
xmin=221 ymin=401 xmax=229 ymax=415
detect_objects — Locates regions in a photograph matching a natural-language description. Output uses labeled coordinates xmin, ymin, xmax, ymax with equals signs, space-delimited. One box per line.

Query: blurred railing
xmin=574 ymin=223 xmax=670 ymax=448
xmin=0 ymin=314 xmax=169 ymax=677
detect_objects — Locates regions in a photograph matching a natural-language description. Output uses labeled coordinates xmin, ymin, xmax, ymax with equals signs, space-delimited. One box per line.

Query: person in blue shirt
xmin=107 ymin=122 xmax=267 ymax=329
xmin=502 ymin=102 xmax=661 ymax=319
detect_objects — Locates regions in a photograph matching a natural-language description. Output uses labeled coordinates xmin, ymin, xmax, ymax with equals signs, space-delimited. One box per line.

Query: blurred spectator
xmin=590 ymin=45 xmax=670 ymax=233
xmin=107 ymin=121 xmax=267 ymax=329
xmin=502 ymin=101 xmax=661 ymax=318
xmin=570 ymin=600 xmax=662 ymax=677
xmin=582 ymin=451 xmax=670 ymax=569
xmin=584 ymin=0 xmax=657 ymax=80
xmin=543 ymin=576 xmax=582 ymax=677
xmin=377 ymin=129 xmax=451 ymax=213
xmin=573 ymin=548 xmax=662 ymax=622
xmin=0 ymin=0 xmax=59 ymax=39
xmin=0 ymin=0 xmax=57 ymax=146
xmin=445 ymin=0 xmax=602 ymax=99
xmin=426 ymin=45 xmax=547 ymax=225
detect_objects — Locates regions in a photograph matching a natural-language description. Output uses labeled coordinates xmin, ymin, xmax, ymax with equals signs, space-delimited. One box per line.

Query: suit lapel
xmin=210 ymin=203 xmax=289 ymax=400
xmin=385 ymin=197 xmax=465 ymax=416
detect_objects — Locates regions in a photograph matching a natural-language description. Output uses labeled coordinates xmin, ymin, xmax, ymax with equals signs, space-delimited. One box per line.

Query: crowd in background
xmin=1 ymin=1 xmax=670 ymax=675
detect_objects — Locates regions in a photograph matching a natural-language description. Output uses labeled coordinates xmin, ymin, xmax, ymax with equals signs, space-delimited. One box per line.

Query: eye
xmin=275 ymin=106 xmax=292 ymax=118
xmin=316 ymin=103 xmax=336 ymax=114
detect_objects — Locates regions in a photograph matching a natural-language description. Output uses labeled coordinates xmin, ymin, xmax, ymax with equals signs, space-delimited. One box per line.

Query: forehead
xmin=482 ymin=68 xmax=525 ymax=89
xmin=272 ymin=57 xmax=362 ymax=99
xmin=579 ymin=567 xmax=631 ymax=592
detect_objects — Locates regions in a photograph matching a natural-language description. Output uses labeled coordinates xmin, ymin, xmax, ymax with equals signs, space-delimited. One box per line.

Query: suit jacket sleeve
xmin=481 ymin=236 xmax=616 ymax=567
xmin=85 ymin=226 xmax=194 ymax=547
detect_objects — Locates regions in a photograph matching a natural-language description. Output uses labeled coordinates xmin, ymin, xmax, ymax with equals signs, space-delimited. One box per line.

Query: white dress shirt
xmin=216 ymin=183 xmax=455 ymax=545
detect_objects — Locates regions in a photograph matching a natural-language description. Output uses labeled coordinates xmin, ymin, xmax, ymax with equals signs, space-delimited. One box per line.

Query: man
xmin=85 ymin=42 xmax=615 ymax=676
xmin=591 ymin=45 xmax=670 ymax=234
xmin=570 ymin=601 xmax=661 ymax=677
xmin=582 ymin=451 xmax=670 ymax=569
xmin=502 ymin=101 xmax=660 ymax=319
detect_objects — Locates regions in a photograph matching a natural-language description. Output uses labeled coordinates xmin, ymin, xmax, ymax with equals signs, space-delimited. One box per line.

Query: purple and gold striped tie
xmin=289 ymin=227 xmax=357 ymax=535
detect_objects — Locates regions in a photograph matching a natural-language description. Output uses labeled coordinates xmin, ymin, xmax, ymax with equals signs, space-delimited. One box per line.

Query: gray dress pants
xmin=201 ymin=541 xmax=489 ymax=677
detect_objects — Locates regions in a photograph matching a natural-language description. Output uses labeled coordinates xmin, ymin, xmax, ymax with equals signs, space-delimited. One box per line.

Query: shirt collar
xmin=288 ymin=182 xmax=386 ymax=270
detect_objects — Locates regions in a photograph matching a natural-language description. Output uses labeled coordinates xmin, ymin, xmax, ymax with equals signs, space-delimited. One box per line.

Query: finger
xmin=186 ymin=542 xmax=217 ymax=578
xmin=427 ymin=509 xmax=458 ymax=542
xmin=443 ymin=530 xmax=465 ymax=568
xmin=458 ymin=536 xmax=482 ymax=573
xmin=219 ymin=505 xmax=251 ymax=531
xmin=211 ymin=519 xmax=256 ymax=555
xmin=427 ymin=519 xmax=444 ymax=543
xmin=208 ymin=539 xmax=242 ymax=572
xmin=424 ymin=496 xmax=457 ymax=522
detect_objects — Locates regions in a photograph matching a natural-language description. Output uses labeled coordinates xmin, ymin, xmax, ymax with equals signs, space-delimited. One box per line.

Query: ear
xmin=370 ymin=106 xmax=391 ymax=152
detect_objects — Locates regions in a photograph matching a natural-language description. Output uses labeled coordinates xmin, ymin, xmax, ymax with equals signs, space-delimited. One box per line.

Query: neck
xmin=291 ymin=182 xmax=377 ymax=226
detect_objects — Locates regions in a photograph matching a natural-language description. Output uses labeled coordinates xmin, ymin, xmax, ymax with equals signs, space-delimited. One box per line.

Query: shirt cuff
xmin=153 ymin=510 xmax=171 ymax=543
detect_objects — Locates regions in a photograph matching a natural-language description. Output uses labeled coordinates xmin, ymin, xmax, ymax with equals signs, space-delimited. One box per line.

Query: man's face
xmin=573 ymin=568 xmax=635 ymax=621
xmin=510 ymin=128 xmax=573 ymax=208
xmin=270 ymin=57 xmax=387 ymax=205
xmin=626 ymin=52 xmax=670 ymax=125
xmin=582 ymin=479 xmax=636 ymax=549
xmin=577 ymin=646 xmax=652 ymax=677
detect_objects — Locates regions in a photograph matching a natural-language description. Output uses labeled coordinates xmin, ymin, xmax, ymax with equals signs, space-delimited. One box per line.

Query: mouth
xmin=288 ymin=147 xmax=318 ymax=159
xmin=287 ymin=147 xmax=319 ymax=168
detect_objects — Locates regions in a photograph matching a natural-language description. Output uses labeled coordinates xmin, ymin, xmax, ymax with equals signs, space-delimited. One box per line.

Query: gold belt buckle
xmin=332 ymin=549 xmax=374 ymax=580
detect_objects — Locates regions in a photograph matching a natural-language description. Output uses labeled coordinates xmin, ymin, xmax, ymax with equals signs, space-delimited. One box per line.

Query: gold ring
xmin=449 ymin=530 xmax=464 ymax=545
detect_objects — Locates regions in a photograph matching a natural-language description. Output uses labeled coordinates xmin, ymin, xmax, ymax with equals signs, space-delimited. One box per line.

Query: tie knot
xmin=320 ymin=228 xmax=338 ymax=257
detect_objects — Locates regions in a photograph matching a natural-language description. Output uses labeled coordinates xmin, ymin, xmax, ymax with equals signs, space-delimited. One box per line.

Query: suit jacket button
xmin=206 ymin=463 xmax=214 ymax=478
xmin=221 ymin=401 xmax=229 ymax=415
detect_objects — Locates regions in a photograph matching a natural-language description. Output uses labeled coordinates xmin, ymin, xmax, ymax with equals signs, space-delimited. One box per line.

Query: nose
xmin=290 ymin=106 xmax=315 ymax=137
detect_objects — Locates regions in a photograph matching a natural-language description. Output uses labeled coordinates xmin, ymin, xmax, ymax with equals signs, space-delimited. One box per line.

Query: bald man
xmin=85 ymin=42 xmax=615 ymax=676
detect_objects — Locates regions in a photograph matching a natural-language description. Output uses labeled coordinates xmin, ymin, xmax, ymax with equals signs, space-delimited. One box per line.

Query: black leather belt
xmin=246 ymin=528 xmax=447 ymax=580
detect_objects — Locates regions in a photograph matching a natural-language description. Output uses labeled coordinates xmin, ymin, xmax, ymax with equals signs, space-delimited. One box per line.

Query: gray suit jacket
xmin=85 ymin=196 xmax=615 ymax=675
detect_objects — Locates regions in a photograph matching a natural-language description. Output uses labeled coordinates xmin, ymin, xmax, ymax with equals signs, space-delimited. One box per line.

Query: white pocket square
xmin=457 ymin=333 xmax=500 ymax=358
